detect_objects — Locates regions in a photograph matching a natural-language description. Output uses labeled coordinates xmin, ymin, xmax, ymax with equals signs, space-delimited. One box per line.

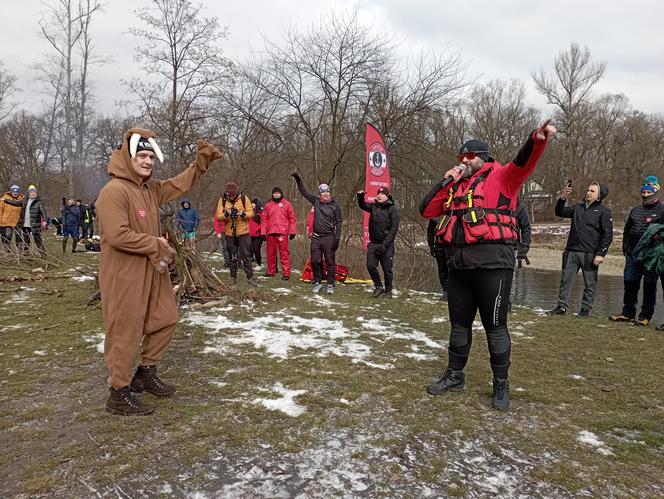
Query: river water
xmin=423 ymin=266 xmax=664 ymax=325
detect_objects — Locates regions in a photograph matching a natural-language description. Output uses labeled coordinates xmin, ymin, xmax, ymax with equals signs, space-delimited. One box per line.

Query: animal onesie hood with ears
xmin=96 ymin=128 xmax=222 ymax=388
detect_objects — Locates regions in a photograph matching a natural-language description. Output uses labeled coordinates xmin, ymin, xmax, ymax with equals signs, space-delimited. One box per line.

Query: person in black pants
xmin=546 ymin=182 xmax=613 ymax=317
xmin=427 ymin=218 xmax=448 ymax=300
xmin=357 ymin=187 xmax=400 ymax=298
xmin=291 ymin=172 xmax=342 ymax=294
xmin=609 ymin=176 xmax=664 ymax=326
xmin=420 ymin=120 xmax=556 ymax=411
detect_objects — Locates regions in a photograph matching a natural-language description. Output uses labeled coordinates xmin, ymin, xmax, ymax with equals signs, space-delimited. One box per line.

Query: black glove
xmin=223 ymin=210 xmax=230 ymax=218
xmin=332 ymin=239 xmax=339 ymax=251
xmin=290 ymin=172 xmax=301 ymax=181
xmin=289 ymin=234 xmax=296 ymax=240
xmin=239 ymin=210 xmax=246 ymax=219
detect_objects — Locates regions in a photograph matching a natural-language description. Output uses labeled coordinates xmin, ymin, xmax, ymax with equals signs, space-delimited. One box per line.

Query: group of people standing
xmin=202 ymin=174 xmax=400 ymax=298
xmin=0 ymin=183 xmax=96 ymax=256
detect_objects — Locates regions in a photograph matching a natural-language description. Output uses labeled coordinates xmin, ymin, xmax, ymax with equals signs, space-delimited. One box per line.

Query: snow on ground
xmin=253 ymin=383 xmax=307 ymax=417
xmin=71 ymin=274 xmax=95 ymax=281
xmin=271 ymin=288 xmax=292 ymax=294
xmin=83 ymin=331 xmax=105 ymax=353
xmin=3 ymin=287 xmax=35 ymax=305
xmin=577 ymin=430 xmax=614 ymax=456
xmin=184 ymin=306 xmax=442 ymax=370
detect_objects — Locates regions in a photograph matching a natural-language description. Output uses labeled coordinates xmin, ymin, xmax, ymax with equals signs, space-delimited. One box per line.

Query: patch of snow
xmin=33 ymin=350 xmax=46 ymax=356
xmin=569 ymin=374 xmax=585 ymax=380
xmin=71 ymin=274 xmax=95 ymax=281
xmin=253 ymin=383 xmax=307 ymax=417
xmin=577 ymin=430 xmax=614 ymax=456
xmin=271 ymin=288 xmax=292 ymax=294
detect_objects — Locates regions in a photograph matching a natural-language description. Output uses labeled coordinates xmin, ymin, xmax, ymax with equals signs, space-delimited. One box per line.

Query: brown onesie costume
xmin=96 ymin=128 xmax=221 ymax=389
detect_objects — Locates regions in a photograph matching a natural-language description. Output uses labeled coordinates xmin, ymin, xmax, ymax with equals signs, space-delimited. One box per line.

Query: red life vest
xmin=436 ymin=167 xmax=519 ymax=246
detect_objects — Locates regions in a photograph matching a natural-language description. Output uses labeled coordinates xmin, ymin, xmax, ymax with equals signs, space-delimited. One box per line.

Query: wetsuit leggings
xmin=311 ymin=234 xmax=336 ymax=285
xmin=446 ymin=268 xmax=513 ymax=379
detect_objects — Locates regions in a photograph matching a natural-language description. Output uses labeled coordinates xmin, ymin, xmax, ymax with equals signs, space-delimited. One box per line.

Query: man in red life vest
xmin=419 ymin=120 xmax=556 ymax=411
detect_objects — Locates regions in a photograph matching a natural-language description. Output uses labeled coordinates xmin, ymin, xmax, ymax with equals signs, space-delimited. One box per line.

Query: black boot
xmin=62 ymin=238 xmax=68 ymax=254
xmin=130 ymin=365 xmax=176 ymax=397
xmin=426 ymin=368 xmax=465 ymax=395
xmin=372 ymin=286 xmax=385 ymax=298
xmin=546 ymin=305 xmax=566 ymax=316
xmin=491 ymin=378 xmax=510 ymax=411
xmin=577 ymin=308 xmax=590 ymax=318
xmin=72 ymin=238 xmax=79 ymax=253
xmin=106 ymin=386 xmax=154 ymax=416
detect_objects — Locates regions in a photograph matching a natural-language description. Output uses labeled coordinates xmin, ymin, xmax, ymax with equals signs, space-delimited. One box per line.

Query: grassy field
xmin=1 ymin=240 xmax=663 ymax=497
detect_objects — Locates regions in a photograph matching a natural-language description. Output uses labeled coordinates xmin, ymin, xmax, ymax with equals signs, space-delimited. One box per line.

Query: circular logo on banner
xmin=368 ymin=142 xmax=388 ymax=177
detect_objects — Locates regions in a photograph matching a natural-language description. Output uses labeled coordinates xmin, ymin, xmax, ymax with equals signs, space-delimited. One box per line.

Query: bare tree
xmin=0 ymin=62 xmax=17 ymax=123
xmin=126 ymin=0 xmax=231 ymax=175
xmin=532 ymin=43 xmax=606 ymax=182
xmin=37 ymin=0 xmax=104 ymax=195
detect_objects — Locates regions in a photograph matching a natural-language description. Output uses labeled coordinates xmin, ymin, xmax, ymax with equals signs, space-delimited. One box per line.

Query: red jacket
xmin=213 ymin=218 xmax=226 ymax=235
xmin=249 ymin=216 xmax=261 ymax=238
xmin=261 ymin=198 xmax=297 ymax=236
xmin=419 ymin=132 xmax=549 ymax=269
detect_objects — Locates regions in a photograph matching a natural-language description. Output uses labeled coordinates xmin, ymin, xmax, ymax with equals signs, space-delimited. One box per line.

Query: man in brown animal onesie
xmin=96 ymin=128 xmax=222 ymax=416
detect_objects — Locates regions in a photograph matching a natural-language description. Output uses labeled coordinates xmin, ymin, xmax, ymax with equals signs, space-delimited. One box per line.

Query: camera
xmin=230 ymin=207 xmax=239 ymax=219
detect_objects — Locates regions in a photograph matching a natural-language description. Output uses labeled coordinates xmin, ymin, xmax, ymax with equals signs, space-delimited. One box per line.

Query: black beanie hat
xmin=459 ymin=139 xmax=490 ymax=162
xmin=272 ymin=186 xmax=283 ymax=196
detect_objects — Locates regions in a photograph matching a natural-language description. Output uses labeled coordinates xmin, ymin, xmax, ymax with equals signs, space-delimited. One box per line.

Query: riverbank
xmin=2 ymin=244 xmax=663 ymax=497
xmin=526 ymin=247 xmax=624 ymax=276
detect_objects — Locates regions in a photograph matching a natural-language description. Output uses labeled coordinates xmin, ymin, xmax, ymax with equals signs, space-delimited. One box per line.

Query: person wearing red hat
xmin=215 ymin=181 xmax=256 ymax=286
xmin=357 ymin=186 xmax=401 ymax=298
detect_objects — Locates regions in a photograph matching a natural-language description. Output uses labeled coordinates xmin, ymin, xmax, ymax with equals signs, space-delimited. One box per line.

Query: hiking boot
xmin=633 ymin=318 xmax=650 ymax=327
xmin=426 ymin=368 xmax=465 ymax=395
xmin=313 ymin=282 xmax=323 ymax=293
xmin=609 ymin=314 xmax=633 ymax=322
xmin=106 ymin=386 xmax=154 ymax=416
xmin=382 ymin=290 xmax=393 ymax=299
xmin=491 ymin=378 xmax=510 ymax=411
xmin=546 ymin=306 xmax=566 ymax=316
xmin=327 ymin=284 xmax=334 ymax=295
xmin=372 ymin=287 xmax=385 ymax=298
xmin=577 ymin=308 xmax=590 ymax=318
xmin=282 ymin=275 xmax=290 ymax=281
xmin=130 ymin=365 xmax=176 ymax=397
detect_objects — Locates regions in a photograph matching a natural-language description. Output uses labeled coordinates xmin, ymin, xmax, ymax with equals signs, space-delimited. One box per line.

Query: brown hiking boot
xmin=106 ymin=386 xmax=154 ymax=416
xmin=609 ymin=314 xmax=633 ymax=322
xmin=130 ymin=365 xmax=176 ymax=397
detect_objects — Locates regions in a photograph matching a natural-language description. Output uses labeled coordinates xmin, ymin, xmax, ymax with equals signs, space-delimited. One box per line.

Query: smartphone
xmin=566 ymin=179 xmax=572 ymax=188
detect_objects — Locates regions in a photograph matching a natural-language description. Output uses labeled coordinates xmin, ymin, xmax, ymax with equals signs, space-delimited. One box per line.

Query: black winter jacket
xmin=18 ymin=197 xmax=48 ymax=228
xmin=515 ymin=201 xmax=532 ymax=248
xmin=357 ymin=193 xmax=400 ymax=245
xmin=555 ymin=197 xmax=613 ymax=256
xmin=295 ymin=178 xmax=342 ymax=240
xmin=622 ymin=201 xmax=664 ymax=256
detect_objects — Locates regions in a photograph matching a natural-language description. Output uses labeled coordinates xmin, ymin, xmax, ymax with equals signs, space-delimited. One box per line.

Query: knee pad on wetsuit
xmin=449 ymin=324 xmax=472 ymax=354
xmin=486 ymin=326 xmax=511 ymax=355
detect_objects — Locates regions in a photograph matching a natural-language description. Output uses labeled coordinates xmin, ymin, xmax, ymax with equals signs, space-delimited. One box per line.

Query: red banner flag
xmin=363 ymin=124 xmax=391 ymax=249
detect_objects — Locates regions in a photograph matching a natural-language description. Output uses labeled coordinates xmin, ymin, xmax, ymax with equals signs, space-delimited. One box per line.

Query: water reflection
xmin=417 ymin=265 xmax=664 ymax=324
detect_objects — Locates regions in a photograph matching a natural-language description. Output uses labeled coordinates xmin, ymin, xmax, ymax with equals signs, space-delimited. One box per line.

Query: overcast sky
xmin=1 ymin=0 xmax=663 ymax=116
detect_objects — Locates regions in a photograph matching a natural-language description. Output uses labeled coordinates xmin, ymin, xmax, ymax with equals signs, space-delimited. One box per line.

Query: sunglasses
xmin=457 ymin=151 xmax=487 ymax=162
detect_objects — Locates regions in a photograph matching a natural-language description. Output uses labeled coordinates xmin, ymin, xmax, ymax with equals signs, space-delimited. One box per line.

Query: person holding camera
xmin=546 ymin=181 xmax=613 ymax=317
xmin=357 ymin=187 xmax=400 ymax=298
xmin=291 ymin=172 xmax=342 ymax=294
xmin=215 ymin=181 xmax=256 ymax=286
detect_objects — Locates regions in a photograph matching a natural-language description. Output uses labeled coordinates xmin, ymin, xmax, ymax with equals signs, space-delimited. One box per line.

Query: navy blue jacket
xmin=176 ymin=200 xmax=200 ymax=233
xmin=62 ymin=204 xmax=80 ymax=229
